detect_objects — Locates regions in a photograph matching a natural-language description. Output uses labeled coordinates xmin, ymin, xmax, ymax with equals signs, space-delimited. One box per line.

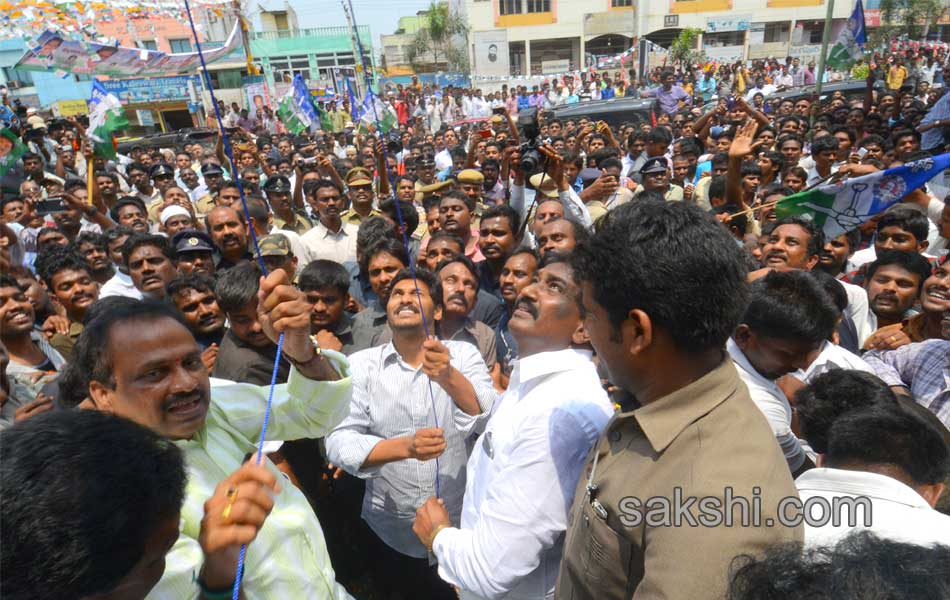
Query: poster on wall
xmin=472 ymin=30 xmax=510 ymax=78
xmin=14 ymin=21 xmax=241 ymax=77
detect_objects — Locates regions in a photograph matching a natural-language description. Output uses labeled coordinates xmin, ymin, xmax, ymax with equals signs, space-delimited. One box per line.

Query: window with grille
xmin=500 ymin=0 xmax=522 ymax=15
xmin=168 ymin=39 xmax=192 ymax=53
xmin=526 ymin=0 xmax=550 ymax=12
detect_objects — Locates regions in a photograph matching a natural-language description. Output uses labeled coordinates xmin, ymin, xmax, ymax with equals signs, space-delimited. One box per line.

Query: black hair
xmin=711 ymin=152 xmax=730 ymax=169
xmin=436 ymin=254 xmax=481 ymax=293
xmin=75 ymin=231 xmax=107 ymax=252
xmin=708 ymin=175 xmax=727 ymax=202
xmin=104 ymin=225 xmax=135 ymax=246
xmin=891 ymin=128 xmax=921 ymax=146
xmin=772 ymin=215 xmax=825 ymax=259
xmin=714 ymin=204 xmax=747 ymax=237
xmin=244 ymin=197 xmax=270 ymax=225
xmin=166 ymin=273 xmax=216 ymax=299
xmin=304 ymin=178 xmax=344 ymax=198
xmin=572 ymin=200 xmax=749 ymax=350
xmin=859 ymin=133 xmax=884 ymax=149
xmin=794 ymin=369 xmax=898 ymax=454
xmin=0 ymin=410 xmax=186 ymax=600
xmin=810 ymin=134 xmax=840 ymax=157
xmin=728 ymin=531 xmax=950 ymax=600
xmin=831 ymin=124 xmax=856 ymax=145
xmin=876 ymin=205 xmax=930 ymax=242
xmin=427 ymin=230 xmax=466 ymax=252
xmin=865 ymin=249 xmax=933 ymax=290
xmin=678 ymin=137 xmax=701 ymax=157
xmin=740 ymin=162 xmax=762 ymax=178
xmin=778 ymin=133 xmax=804 ymax=150
xmin=64 ymin=299 xmax=188 ymax=398
xmin=742 ymin=270 xmax=839 ymax=344
xmin=826 ymin=405 xmax=949 ymax=486
xmin=360 ymin=237 xmax=410 ymax=277
xmin=597 ymin=156 xmax=624 ymax=171
xmin=36 ymin=250 xmax=90 ymax=289
xmin=215 ymin=261 xmax=262 ymax=314
xmin=298 ymin=259 xmax=351 ymax=295
xmin=386 ymin=267 xmax=442 ymax=308
xmin=480 ymin=203 xmax=521 ymax=236
xmin=379 ymin=199 xmax=420 ymax=236
xmin=121 ymin=233 xmax=176 ymax=267
xmin=441 ymin=189 xmax=475 ymax=212
xmin=108 ymin=196 xmax=147 ymax=222
xmin=807 ymin=269 xmax=848 ymax=313
xmin=647 ymin=127 xmax=673 ymax=147
xmin=357 ymin=215 xmax=398 ymax=254
xmin=759 ymin=150 xmax=785 ymax=172
xmin=538 ymin=251 xmax=584 ymax=315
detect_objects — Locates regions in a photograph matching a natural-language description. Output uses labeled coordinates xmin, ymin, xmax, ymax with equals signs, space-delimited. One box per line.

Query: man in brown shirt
xmin=556 ymin=201 xmax=802 ymax=599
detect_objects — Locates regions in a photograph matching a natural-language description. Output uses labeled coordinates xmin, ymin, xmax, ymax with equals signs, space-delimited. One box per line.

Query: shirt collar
xmin=630 ymin=357 xmax=741 ymax=454
xmin=796 ymin=468 xmax=932 ymax=509
xmin=512 ymin=348 xmax=594 ymax=386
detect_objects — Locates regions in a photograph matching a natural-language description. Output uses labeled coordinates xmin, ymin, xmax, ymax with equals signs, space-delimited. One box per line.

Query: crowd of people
xmin=1 ymin=45 xmax=950 ymax=600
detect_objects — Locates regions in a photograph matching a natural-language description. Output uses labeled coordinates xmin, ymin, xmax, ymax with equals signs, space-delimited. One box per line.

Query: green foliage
xmin=669 ymin=28 xmax=705 ymax=67
xmin=405 ymin=1 xmax=469 ymax=73
xmin=873 ymin=0 xmax=943 ymax=42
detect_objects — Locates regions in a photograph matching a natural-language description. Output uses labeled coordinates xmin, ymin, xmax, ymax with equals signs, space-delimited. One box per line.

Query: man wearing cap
xmin=172 ymin=229 xmax=217 ymax=278
xmin=159 ymin=205 xmax=195 ymax=239
xmin=200 ymin=162 xmax=226 ymax=198
xmin=632 ymin=157 xmax=684 ymax=202
xmin=456 ymin=169 xmax=488 ymax=220
xmin=256 ymin=233 xmax=298 ymax=283
xmin=264 ymin=174 xmax=312 ymax=235
xmin=342 ymin=167 xmax=381 ymax=227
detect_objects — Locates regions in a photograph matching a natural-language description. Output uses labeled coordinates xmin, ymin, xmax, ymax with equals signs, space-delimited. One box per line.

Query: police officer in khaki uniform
xmin=456 ymin=168 xmax=489 ymax=223
xmin=264 ymin=174 xmax=312 ymax=235
xmin=341 ymin=167 xmax=380 ymax=227
xmin=555 ymin=201 xmax=802 ymax=600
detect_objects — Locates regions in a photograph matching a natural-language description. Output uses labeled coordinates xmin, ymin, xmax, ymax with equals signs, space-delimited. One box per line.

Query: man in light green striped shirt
xmin=70 ymin=272 xmax=354 ymax=599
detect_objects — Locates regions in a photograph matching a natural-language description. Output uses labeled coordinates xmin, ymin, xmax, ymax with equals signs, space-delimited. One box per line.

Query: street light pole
xmin=813 ymin=0 xmax=836 ymax=126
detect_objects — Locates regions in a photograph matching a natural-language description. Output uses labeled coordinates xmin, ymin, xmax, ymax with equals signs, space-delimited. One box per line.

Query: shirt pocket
xmin=576 ymin=497 xmax=639 ymax=600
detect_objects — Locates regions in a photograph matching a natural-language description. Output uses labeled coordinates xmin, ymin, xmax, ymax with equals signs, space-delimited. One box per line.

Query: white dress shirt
xmin=794 ymin=340 xmax=875 ymax=382
xmin=796 ymin=468 xmax=950 ymax=547
xmin=435 ymin=148 xmax=454 ymax=172
xmin=299 ymin=220 xmax=359 ymax=264
xmin=99 ymin=269 xmax=144 ymax=300
xmin=325 ymin=340 xmax=497 ymax=558
xmin=728 ymin=338 xmax=807 ymax=472
xmin=433 ymin=349 xmax=614 ymax=600
xmin=840 ymin=280 xmax=873 ymax=346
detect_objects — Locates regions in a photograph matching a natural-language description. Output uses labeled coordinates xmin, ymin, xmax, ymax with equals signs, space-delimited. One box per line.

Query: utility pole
xmin=341 ymin=0 xmax=364 ymax=98
xmin=813 ymin=0 xmax=836 ymax=126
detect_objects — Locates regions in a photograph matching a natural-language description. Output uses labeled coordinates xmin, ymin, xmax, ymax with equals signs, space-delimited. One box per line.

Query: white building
xmin=462 ymin=0 xmax=854 ymax=80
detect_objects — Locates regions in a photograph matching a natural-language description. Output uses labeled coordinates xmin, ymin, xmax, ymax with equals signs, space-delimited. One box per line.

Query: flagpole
xmin=812 ymin=0 xmax=836 ymax=127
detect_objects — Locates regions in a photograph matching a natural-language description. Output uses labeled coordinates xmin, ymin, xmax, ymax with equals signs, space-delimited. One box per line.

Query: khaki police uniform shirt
xmin=555 ymin=358 xmax=802 ymax=600
xmin=273 ymin=211 xmax=314 ymax=236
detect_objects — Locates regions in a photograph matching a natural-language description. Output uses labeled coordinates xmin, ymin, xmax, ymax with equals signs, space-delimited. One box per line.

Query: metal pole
xmin=812 ymin=0 xmax=836 ymax=126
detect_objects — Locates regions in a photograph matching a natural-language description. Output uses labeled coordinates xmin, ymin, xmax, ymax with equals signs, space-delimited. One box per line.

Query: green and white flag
xmin=774 ymin=153 xmax=950 ymax=240
xmin=87 ymin=79 xmax=128 ymax=159
xmin=826 ymin=0 xmax=866 ymax=71
xmin=276 ymin=74 xmax=318 ymax=135
xmin=358 ymin=91 xmax=396 ymax=134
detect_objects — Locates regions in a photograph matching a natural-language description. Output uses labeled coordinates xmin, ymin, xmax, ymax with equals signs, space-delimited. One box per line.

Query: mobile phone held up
xmin=492 ymin=106 xmax=506 ymax=115
xmin=36 ymin=196 xmax=67 ymax=216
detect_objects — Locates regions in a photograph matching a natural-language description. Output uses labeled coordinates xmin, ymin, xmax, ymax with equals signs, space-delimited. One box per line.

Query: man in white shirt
xmin=99 ymin=227 xmax=144 ymax=300
xmin=796 ymin=405 xmax=950 ymax=547
xmin=435 ymin=129 xmax=459 ymax=172
xmin=729 ymin=270 xmax=840 ymax=474
xmin=300 ymin=179 xmax=358 ymax=264
xmin=326 ymin=269 xmax=496 ymax=599
xmin=413 ymin=253 xmax=613 ymax=599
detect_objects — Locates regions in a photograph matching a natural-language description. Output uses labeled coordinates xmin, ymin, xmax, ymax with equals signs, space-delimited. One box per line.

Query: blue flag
xmin=827 ymin=0 xmax=866 ymax=71
xmin=276 ymin=74 xmax=318 ymax=134
xmin=346 ymin=77 xmax=361 ymax=122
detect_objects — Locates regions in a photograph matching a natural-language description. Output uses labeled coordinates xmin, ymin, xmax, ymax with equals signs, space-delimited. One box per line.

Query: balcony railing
xmin=251 ymin=26 xmax=370 ymax=40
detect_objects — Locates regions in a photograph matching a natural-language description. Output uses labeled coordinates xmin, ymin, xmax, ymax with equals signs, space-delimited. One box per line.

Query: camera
xmin=516 ymin=108 xmax=544 ymax=175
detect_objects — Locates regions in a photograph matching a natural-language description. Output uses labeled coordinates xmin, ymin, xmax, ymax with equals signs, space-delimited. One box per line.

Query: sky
xmin=292 ymin=0 xmax=434 ymax=48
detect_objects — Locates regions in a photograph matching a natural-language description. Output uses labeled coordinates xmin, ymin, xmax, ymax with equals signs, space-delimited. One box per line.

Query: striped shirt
xmin=864 ymin=340 xmax=950 ymax=428
xmin=146 ymin=353 xmax=354 ymax=600
xmin=325 ymin=340 xmax=497 ymax=558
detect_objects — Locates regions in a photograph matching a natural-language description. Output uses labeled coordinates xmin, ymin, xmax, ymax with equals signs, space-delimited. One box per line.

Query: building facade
xmin=463 ymin=0 xmax=858 ymax=79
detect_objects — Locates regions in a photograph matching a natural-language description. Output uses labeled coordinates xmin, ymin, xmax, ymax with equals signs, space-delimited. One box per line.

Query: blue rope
xmin=180 ymin=3 xmax=285 ymax=599
xmin=345 ymin=0 xmax=441 ymax=498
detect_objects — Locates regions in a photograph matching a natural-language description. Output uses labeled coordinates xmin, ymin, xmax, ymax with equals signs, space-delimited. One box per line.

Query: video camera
xmin=516 ymin=107 xmax=545 ymax=175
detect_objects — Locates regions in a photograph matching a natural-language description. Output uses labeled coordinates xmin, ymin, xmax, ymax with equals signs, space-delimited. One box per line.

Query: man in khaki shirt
xmin=557 ymin=201 xmax=802 ymax=600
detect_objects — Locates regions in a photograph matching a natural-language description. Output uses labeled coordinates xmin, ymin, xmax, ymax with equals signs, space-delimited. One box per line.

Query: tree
xmin=669 ymin=28 xmax=705 ymax=67
xmin=873 ymin=0 xmax=943 ymax=44
xmin=404 ymin=1 xmax=469 ymax=74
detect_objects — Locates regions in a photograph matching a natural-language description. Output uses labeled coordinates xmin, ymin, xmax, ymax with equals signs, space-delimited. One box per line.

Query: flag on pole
xmin=826 ymin=0 xmax=866 ymax=71
xmin=276 ymin=74 xmax=318 ymax=135
xmin=87 ymin=79 xmax=128 ymax=160
xmin=345 ymin=77 xmax=361 ymax=122
xmin=774 ymin=153 xmax=950 ymax=240
xmin=0 ymin=128 xmax=26 ymax=178
xmin=358 ymin=90 xmax=396 ymax=134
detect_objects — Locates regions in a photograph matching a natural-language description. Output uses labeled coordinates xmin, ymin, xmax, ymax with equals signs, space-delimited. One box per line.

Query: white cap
xmin=26 ymin=107 xmax=37 ymax=115
xmin=160 ymin=204 xmax=190 ymax=225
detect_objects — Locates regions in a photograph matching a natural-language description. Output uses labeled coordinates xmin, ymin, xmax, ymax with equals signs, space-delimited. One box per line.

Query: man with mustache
xmin=37 ymin=250 xmax=98 ymax=361
xmin=206 ymin=205 xmax=251 ymax=271
xmin=496 ymin=248 xmax=539 ymax=382
xmin=265 ymin=174 xmax=312 ymax=235
xmin=476 ymin=205 xmax=521 ymax=301
xmin=436 ymin=256 xmax=497 ymax=377
xmin=109 ymin=197 xmax=150 ymax=234
xmin=123 ymin=234 xmax=178 ymax=302
xmin=172 ymin=229 xmax=217 ymax=278
xmin=326 ymin=268 xmax=496 ymax=599
xmin=299 ymin=259 xmax=356 ymax=355
xmin=437 ymin=191 xmax=484 ymax=262
xmin=76 ymin=231 xmax=115 ymax=285
xmin=862 ymin=250 xmax=936 ymax=351
xmin=909 ymin=256 xmax=950 ymax=342
xmin=729 ymin=271 xmax=840 ymax=474
xmin=301 ymin=179 xmax=359 ymax=265
xmin=62 ymin=269 xmax=352 ymax=598
xmin=167 ymin=274 xmax=225 ymax=372
xmin=413 ymin=253 xmax=613 ymax=599
xmin=341 ymin=167 xmax=381 ymax=227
